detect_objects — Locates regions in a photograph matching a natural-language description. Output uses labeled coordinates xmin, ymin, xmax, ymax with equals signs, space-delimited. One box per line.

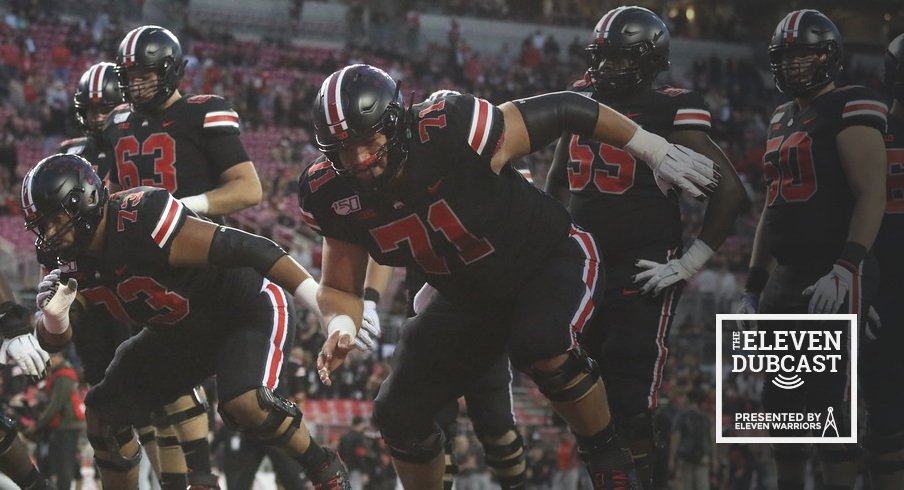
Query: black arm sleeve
xmin=512 ymin=91 xmax=600 ymax=152
xmin=208 ymin=226 xmax=288 ymax=276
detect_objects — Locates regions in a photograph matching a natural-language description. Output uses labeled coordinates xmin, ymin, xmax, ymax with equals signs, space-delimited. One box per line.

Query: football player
xmin=106 ymin=25 xmax=261 ymax=219
xmin=737 ymin=10 xmax=887 ymax=490
xmin=300 ymin=64 xmax=719 ymax=489
xmin=0 ymin=273 xmax=53 ymax=490
xmin=53 ymin=59 xmax=192 ymax=490
xmin=59 ymin=61 xmax=122 ymax=181
xmin=21 ymin=154 xmax=349 ymax=490
xmin=545 ymin=7 xmax=744 ymax=487
xmin=106 ymin=25 xmax=264 ymax=488
xmin=861 ymin=32 xmax=904 ymax=490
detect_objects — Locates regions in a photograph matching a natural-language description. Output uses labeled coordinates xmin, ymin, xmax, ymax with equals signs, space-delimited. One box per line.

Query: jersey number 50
xmin=763 ymin=131 xmax=817 ymax=205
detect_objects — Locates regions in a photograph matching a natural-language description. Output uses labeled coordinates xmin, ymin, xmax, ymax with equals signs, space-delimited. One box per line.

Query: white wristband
xmin=293 ymin=278 xmax=321 ymax=317
xmin=37 ymin=310 xmax=69 ymax=335
xmin=623 ymin=127 xmax=670 ymax=168
xmin=327 ymin=314 xmax=357 ymax=338
xmin=682 ymin=239 xmax=715 ymax=272
xmin=180 ymin=194 xmax=209 ymax=214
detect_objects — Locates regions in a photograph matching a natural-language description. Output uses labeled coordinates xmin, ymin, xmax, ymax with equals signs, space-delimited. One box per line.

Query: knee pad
xmin=529 ymin=348 xmax=600 ymax=403
xmin=154 ymin=426 xmax=181 ymax=450
xmin=137 ymin=426 xmax=158 ymax=446
xmin=866 ymin=431 xmax=904 ymax=476
xmin=220 ymin=387 xmax=302 ymax=447
xmin=816 ymin=443 xmax=862 ymax=464
xmin=476 ymin=429 xmax=526 ymax=481
xmin=0 ymin=415 xmax=18 ymax=455
xmin=153 ymin=388 xmax=209 ymax=428
xmin=382 ymin=425 xmax=445 ymax=464
xmin=87 ymin=424 xmax=141 ymax=472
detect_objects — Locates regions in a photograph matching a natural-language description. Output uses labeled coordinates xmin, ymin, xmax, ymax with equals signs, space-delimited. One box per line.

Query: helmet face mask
xmin=21 ymin=154 xmax=108 ymax=261
xmin=73 ymin=62 xmax=123 ymax=138
xmin=313 ymin=64 xmax=410 ymax=193
xmin=115 ymin=26 xmax=186 ymax=114
xmin=769 ymin=10 xmax=842 ymax=98
xmin=586 ymin=6 xmax=670 ymax=98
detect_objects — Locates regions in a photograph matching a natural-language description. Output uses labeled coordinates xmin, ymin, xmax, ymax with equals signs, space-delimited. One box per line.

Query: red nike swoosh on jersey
xmin=115 ymin=266 xmax=127 ymax=275
xmin=427 ymin=178 xmax=445 ymax=193
xmin=161 ymin=121 xmax=175 ymax=127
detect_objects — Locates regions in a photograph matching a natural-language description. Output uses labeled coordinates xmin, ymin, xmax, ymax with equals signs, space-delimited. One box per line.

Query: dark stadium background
xmin=0 ymin=1 xmax=901 ymax=488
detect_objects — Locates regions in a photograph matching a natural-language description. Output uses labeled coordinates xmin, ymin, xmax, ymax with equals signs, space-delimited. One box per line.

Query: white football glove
xmin=803 ymin=264 xmax=854 ymax=314
xmin=413 ymin=283 xmax=438 ymax=315
xmin=735 ymin=292 xmax=760 ymax=331
xmin=0 ymin=334 xmax=50 ymax=380
xmin=354 ymin=300 xmax=381 ymax=352
xmin=633 ymin=240 xmax=714 ymax=295
xmin=624 ymin=128 xmax=720 ymax=198
xmin=36 ymin=269 xmax=78 ymax=334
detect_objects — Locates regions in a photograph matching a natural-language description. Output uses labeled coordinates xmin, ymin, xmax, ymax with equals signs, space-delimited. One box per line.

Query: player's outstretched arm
xmin=168 ymin=215 xmax=319 ymax=313
xmin=492 ymin=92 xmax=719 ymax=197
xmin=317 ymin=237 xmax=370 ymax=385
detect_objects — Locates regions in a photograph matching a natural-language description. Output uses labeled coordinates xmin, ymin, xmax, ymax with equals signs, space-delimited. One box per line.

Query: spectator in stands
xmin=669 ymin=389 xmax=713 ymax=490
xmin=26 ymin=350 xmax=85 ymax=490
xmin=338 ymin=416 xmax=370 ymax=490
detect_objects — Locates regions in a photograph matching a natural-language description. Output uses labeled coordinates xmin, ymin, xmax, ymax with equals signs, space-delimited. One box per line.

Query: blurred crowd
xmin=0 ymin=2 xmax=891 ymax=489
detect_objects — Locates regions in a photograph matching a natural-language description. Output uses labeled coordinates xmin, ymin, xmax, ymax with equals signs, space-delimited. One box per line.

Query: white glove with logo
xmin=624 ymin=128 xmax=720 ymax=198
xmin=735 ymin=292 xmax=760 ymax=331
xmin=354 ymin=300 xmax=381 ymax=352
xmin=0 ymin=334 xmax=49 ymax=380
xmin=633 ymin=240 xmax=714 ymax=295
xmin=803 ymin=264 xmax=854 ymax=314
xmin=36 ymin=269 xmax=78 ymax=334
xmin=413 ymin=283 xmax=438 ymax=315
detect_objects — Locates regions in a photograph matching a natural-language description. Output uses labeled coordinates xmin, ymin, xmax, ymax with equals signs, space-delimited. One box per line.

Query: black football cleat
xmin=311 ymin=447 xmax=351 ymax=490
xmin=587 ymin=447 xmax=640 ymax=490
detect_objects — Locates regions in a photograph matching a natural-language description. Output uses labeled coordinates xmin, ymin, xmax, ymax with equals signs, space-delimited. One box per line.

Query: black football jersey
xmin=875 ymin=113 xmax=904 ymax=290
xmin=298 ymin=94 xmax=572 ymax=302
xmin=57 ymin=187 xmax=265 ymax=331
xmin=562 ymin=76 xmax=712 ymax=265
xmin=57 ymin=135 xmax=115 ymax=182
xmin=103 ymin=95 xmax=249 ymax=198
xmin=763 ymin=86 xmax=887 ymax=266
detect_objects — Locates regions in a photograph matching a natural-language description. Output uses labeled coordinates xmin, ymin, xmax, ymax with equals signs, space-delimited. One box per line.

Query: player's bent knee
xmin=87 ymin=423 xmax=141 ymax=472
xmin=527 ymin=349 xmax=600 ymax=403
xmin=219 ymin=387 xmax=301 ymax=446
xmin=382 ymin=426 xmax=445 ymax=464
xmin=153 ymin=389 xmax=209 ymax=428
xmin=0 ymin=415 xmax=19 ymax=455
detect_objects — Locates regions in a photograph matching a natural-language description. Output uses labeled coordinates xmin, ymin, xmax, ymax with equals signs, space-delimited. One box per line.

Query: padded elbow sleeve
xmin=208 ymin=226 xmax=287 ymax=276
xmin=513 ymin=91 xmax=599 ymax=151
